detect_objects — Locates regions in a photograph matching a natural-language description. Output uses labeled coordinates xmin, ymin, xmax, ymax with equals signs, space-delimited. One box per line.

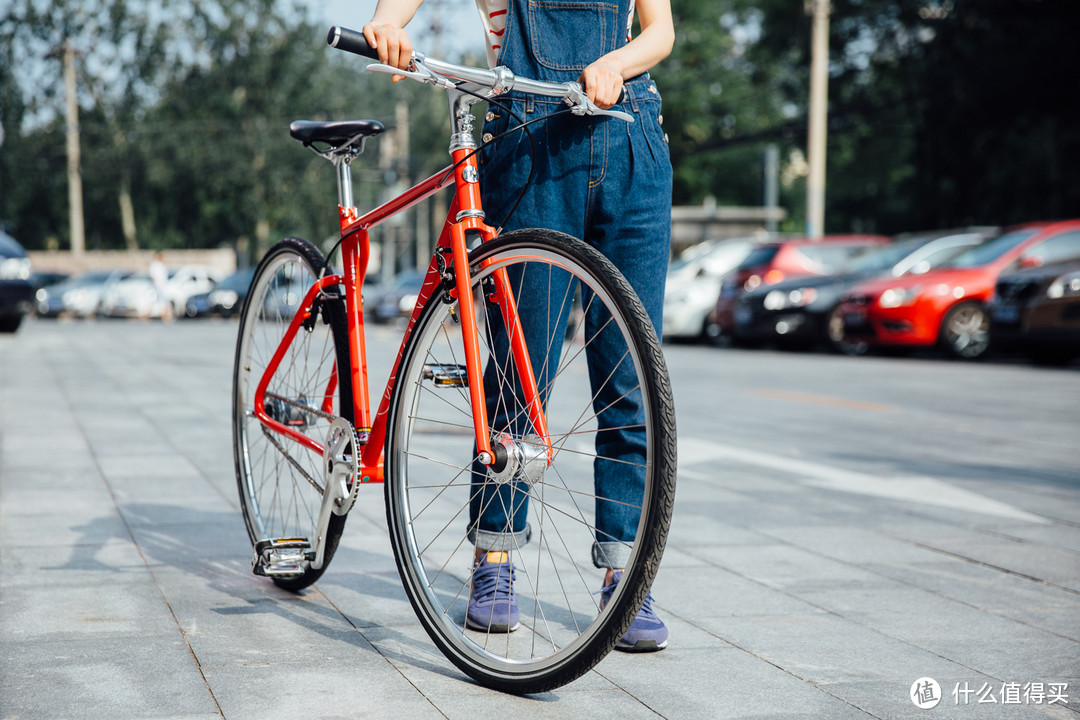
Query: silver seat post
xmin=336 ymin=157 xmax=355 ymax=210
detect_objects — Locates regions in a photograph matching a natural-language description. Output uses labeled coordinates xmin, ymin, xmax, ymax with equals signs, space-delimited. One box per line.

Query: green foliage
xmin=3 ymin=0 xmax=1077 ymax=252
xmin=654 ymin=0 xmax=796 ymax=207
xmin=655 ymin=0 xmax=1080 ymax=234
xmin=0 ymin=0 xmax=454 ymax=258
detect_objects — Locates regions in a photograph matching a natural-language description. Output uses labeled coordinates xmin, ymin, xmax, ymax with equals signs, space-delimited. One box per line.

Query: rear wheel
xmin=384 ymin=229 xmax=677 ymax=694
xmin=827 ymin=305 xmax=867 ymax=355
xmin=232 ymin=237 xmax=353 ymax=591
xmin=940 ymin=302 xmax=990 ymax=359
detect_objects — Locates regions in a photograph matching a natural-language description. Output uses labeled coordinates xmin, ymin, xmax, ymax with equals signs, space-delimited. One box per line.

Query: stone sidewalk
xmin=1 ymin=320 xmax=1078 ymax=719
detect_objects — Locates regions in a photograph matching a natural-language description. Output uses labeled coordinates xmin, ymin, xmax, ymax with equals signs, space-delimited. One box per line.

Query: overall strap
xmin=497 ymin=0 xmax=634 ymax=84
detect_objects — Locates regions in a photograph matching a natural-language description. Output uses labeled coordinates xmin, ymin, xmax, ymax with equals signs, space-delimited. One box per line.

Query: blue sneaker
xmin=600 ymin=570 xmax=668 ymax=652
xmin=466 ymin=551 xmax=520 ymax=632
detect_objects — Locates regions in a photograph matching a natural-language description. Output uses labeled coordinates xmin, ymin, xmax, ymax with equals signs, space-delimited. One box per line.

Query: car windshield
xmin=668 ymin=241 xmax=717 ymax=274
xmin=220 ymin=270 xmax=255 ymax=291
xmin=737 ymin=245 xmax=780 ymax=269
xmin=393 ymin=271 xmax=425 ymax=291
xmin=797 ymin=243 xmax=879 ymax=273
xmin=943 ymin=229 xmax=1038 ymax=268
xmin=76 ymin=271 xmax=120 ymax=285
xmin=0 ymin=233 xmax=26 ymax=258
xmin=842 ymin=240 xmax=922 ymax=273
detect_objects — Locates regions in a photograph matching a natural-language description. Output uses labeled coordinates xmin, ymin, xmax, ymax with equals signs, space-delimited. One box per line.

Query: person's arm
xmin=363 ymin=0 xmax=425 ymax=73
xmin=579 ymin=0 xmax=674 ymax=109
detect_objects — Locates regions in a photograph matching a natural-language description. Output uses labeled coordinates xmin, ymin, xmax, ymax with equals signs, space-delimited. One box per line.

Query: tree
xmin=1 ymin=0 xmax=199 ymax=249
xmin=747 ymin=0 xmax=1080 ymax=233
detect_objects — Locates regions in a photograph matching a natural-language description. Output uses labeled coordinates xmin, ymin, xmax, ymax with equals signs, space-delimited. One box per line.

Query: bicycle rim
xmin=385 ymin=229 xmax=676 ymax=693
xmin=233 ymin=237 xmax=352 ymax=590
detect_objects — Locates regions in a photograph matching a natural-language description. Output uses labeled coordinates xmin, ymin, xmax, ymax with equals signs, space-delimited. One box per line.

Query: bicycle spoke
xmin=383 ymin=232 xmax=674 ymax=692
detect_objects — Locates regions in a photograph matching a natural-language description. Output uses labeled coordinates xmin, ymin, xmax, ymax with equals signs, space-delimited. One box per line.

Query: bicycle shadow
xmin=55 ymin=502 xmax=470 ymax=685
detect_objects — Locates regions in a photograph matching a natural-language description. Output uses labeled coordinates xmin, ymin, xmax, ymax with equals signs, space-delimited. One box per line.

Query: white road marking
xmin=679 ymin=438 xmax=1048 ymax=524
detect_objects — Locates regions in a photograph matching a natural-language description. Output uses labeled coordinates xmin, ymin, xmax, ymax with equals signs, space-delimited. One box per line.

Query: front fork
xmin=444 ymin=146 xmax=552 ymax=464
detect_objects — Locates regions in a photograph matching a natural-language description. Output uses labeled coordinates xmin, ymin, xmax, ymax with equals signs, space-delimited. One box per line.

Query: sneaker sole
xmin=614 ymin=638 xmax=667 ymax=652
xmin=465 ymin=619 xmax=521 ymax=633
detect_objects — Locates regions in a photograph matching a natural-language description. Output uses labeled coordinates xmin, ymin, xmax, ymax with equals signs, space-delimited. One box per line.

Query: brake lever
xmin=366 ymin=62 xmax=456 ymax=90
xmin=564 ymin=83 xmax=635 ymax=123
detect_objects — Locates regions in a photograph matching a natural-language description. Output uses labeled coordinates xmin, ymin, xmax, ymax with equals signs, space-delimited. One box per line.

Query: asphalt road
xmin=2 ymin=317 xmax=1078 ymax=719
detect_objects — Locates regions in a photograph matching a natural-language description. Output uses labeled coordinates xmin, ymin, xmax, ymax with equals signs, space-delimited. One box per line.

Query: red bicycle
xmin=231 ymin=27 xmax=676 ymax=694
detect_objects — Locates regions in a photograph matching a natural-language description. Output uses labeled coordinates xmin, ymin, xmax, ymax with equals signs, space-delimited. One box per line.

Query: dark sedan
xmin=991 ymin=260 xmax=1080 ymax=365
xmin=369 ymin=270 xmax=425 ymax=324
xmin=0 ymin=231 xmax=34 ymax=333
xmin=733 ymin=232 xmax=987 ymax=352
xmin=184 ymin=268 xmax=255 ymax=318
xmin=35 ymin=268 xmax=133 ymax=318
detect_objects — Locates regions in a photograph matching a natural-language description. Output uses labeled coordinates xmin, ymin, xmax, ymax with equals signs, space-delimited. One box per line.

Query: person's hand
xmin=363 ymin=22 xmax=414 ymax=82
xmin=579 ymin=59 xmax=624 ymax=109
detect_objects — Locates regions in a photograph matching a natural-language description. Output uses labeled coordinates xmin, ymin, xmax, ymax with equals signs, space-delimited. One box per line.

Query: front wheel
xmin=384 ymin=229 xmax=677 ymax=694
xmin=232 ymin=237 xmax=353 ymax=591
xmin=940 ymin=301 xmax=990 ymax=359
xmin=0 ymin=314 xmax=22 ymax=333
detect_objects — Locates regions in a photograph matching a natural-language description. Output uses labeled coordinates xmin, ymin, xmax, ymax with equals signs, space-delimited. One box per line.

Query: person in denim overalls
xmin=365 ymin=0 xmax=674 ymax=651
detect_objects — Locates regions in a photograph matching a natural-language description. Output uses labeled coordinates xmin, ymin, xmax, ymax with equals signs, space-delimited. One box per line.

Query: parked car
xmin=733 ymin=232 xmax=988 ymax=353
xmin=706 ymin=235 xmax=890 ymax=343
xmin=98 ymin=274 xmax=173 ymax=318
xmin=35 ymin=268 xmax=133 ymax=318
xmin=184 ymin=268 xmax=256 ymax=318
xmin=162 ymin=264 xmax=222 ymax=315
xmin=663 ymin=236 xmax=756 ymax=341
xmin=839 ymin=220 xmax=1080 ymax=358
xmin=991 ymin=260 xmax=1080 ymax=365
xmin=30 ymin=271 xmax=70 ymax=292
xmin=370 ymin=269 xmax=425 ymax=324
xmin=0 ymin=230 xmax=34 ymax=333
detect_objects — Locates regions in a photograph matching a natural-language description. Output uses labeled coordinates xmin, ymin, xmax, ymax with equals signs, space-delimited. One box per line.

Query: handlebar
xmin=327 ymin=26 xmax=380 ymax=60
xmin=327 ymin=25 xmax=632 ymax=123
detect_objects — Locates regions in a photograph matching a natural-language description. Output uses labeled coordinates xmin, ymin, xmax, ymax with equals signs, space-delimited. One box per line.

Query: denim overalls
xmin=469 ymin=0 xmax=672 ymax=569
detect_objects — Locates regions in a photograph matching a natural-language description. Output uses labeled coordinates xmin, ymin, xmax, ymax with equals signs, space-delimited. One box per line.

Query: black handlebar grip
xmin=327 ymin=25 xmax=380 ymax=60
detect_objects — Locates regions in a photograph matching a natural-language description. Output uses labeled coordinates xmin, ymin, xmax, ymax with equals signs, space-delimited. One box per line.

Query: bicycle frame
xmin=251 ymin=130 xmax=551 ymax=486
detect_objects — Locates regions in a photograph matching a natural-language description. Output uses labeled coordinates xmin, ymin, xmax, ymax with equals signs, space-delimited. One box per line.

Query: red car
xmin=838 ymin=220 xmax=1080 ymax=358
xmin=706 ymin=235 xmax=890 ymax=343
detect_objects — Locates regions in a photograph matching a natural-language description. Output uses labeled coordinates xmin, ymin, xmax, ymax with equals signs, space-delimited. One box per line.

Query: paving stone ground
xmin=2 ymin=319 xmax=1078 ymax=719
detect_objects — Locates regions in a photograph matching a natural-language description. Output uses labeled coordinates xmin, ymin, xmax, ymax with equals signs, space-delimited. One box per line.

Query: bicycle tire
xmin=384 ymin=229 xmax=677 ymax=693
xmin=232 ymin=237 xmax=353 ymax=591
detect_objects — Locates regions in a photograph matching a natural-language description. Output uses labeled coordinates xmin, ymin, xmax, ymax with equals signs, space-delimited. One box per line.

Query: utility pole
xmin=764 ymin=144 xmax=779 ymax=234
xmin=805 ymin=0 xmax=830 ymax=239
xmin=48 ymin=41 xmax=86 ymax=257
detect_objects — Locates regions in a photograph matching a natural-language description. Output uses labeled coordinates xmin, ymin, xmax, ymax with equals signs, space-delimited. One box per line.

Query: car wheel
xmin=826 ymin=306 xmax=867 ymax=355
xmin=0 ymin=314 xmax=22 ymax=333
xmin=939 ymin=302 xmax=990 ymax=359
xmin=703 ymin=316 xmax=729 ymax=347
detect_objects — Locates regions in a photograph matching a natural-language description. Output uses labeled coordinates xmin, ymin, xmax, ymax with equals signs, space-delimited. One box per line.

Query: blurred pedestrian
xmin=149 ymin=251 xmax=174 ymax=322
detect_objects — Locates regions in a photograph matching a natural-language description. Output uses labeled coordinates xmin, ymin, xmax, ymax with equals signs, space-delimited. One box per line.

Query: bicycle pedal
xmin=422 ymin=363 xmax=468 ymax=387
xmin=252 ymin=537 xmax=312 ymax=578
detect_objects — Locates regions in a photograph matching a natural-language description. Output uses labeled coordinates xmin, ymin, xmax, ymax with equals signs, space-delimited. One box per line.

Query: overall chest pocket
xmin=528 ymin=0 xmax=620 ymax=72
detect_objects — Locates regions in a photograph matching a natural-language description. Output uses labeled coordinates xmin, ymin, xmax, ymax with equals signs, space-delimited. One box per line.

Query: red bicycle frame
xmin=250 ymin=147 xmax=551 ymax=484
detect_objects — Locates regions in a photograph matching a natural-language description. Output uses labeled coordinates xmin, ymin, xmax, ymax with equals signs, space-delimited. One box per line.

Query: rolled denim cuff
xmin=592 ymin=541 xmax=631 ymax=569
xmin=468 ymin=523 xmax=531 ymax=552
